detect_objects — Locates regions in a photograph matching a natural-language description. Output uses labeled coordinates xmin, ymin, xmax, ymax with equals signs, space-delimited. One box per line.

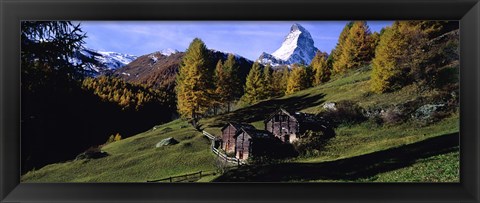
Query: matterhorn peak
xmin=290 ymin=23 xmax=306 ymax=32
xmin=258 ymin=23 xmax=320 ymax=67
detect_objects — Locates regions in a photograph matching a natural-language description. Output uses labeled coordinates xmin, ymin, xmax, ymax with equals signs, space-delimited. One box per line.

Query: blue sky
xmin=79 ymin=21 xmax=392 ymax=60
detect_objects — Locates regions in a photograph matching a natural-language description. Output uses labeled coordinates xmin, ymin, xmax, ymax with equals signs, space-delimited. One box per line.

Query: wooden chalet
xmin=234 ymin=128 xmax=273 ymax=160
xmin=264 ymin=108 xmax=331 ymax=143
xmin=220 ymin=122 xmax=256 ymax=154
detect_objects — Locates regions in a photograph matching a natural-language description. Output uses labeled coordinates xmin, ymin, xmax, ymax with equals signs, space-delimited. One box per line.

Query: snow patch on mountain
xmin=95 ymin=50 xmax=137 ymax=68
xmin=73 ymin=48 xmax=137 ymax=76
xmin=149 ymin=54 xmax=159 ymax=63
xmin=159 ymin=48 xmax=179 ymax=56
xmin=257 ymin=23 xmax=320 ymax=67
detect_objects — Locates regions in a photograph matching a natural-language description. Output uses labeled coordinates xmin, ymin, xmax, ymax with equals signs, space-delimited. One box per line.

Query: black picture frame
xmin=1 ymin=0 xmax=479 ymax=202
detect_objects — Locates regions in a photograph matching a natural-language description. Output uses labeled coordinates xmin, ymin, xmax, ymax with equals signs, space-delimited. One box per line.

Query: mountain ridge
xmin=73 ymin=48 xmax=138 ymax=76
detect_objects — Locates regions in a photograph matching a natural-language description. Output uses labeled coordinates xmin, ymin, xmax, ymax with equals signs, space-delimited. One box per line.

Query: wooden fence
xmin=147 ymin=171 xmax=204 ymax=183
xmin=203 ymin=131 xmax=216 ymax=140
xmin=202 ymin=131 xmax=246 ymax=165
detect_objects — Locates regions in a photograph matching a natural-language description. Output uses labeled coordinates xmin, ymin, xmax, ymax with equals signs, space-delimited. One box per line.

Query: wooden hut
xmin=234 ymin=128 xmax=273 ymax=160
xmin=264 ymin=108 xmax=331 ymax=143
xmin=220 ymin=122 xmax=255 ymax=154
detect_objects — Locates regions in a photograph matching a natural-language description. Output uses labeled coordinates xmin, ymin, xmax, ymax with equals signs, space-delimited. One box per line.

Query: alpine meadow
xmin=21 ymin=21 xmax=459 ymax=182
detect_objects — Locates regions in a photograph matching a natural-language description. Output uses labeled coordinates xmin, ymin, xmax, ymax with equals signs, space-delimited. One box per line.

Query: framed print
xmin=1 ymin=0 xmax=479 ymax=202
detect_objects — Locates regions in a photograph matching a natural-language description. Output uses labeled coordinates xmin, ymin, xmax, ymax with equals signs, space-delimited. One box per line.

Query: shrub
xmin=365 ymin=116 xmax=383 ymax=128
xmin=380 ymin=106 xmax=405 ymax=124
xmin=214 ymin=158 xmax=229 ymax=174
xmin=114 ymin=133 xmax=122 ymax=141
xmin=182 ymin=142 xmax=192 ymax=148
xmin=104 ymin=133 xmax=122 ymax=145
xmin=293 ymin=130 xmax=329 ymax=156
xmin=75 ymin=146 xmax=108 ymax=160
xmin=320 ymin=100 xmax=366 ymax=126
xmin=106 ymin=135 xmax=115 ymax=144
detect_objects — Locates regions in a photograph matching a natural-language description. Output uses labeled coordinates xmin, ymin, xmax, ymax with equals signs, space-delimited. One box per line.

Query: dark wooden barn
xmin=264 ymin=108 xmax=332 ymax=143
xmin=234 ymin=128 xmax=274 ymax=161
xmin=220 ymin=122 xmax=255 ymax=154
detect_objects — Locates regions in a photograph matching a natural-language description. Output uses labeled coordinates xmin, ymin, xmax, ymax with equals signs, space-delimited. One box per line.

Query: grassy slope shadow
xmin=213 ymin=132 xmax=459 ymax=182
xmin=201 ymin=93 xmax=326 ymax=130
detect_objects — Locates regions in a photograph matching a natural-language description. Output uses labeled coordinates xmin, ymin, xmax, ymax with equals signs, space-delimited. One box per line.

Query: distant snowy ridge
xmin=257 ymin=23 xmax=320 ymax=67
xmin=159 ymin=48 xmax=179 ymax=56
xmin=71 ymin=48 xmax=137 ymax=76
xmin=95 ymin=50 xmax=137 ymax=68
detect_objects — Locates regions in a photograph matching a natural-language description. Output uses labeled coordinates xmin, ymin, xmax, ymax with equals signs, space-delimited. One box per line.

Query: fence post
xmin=199 ymin=171 xmax=202 ymax=179
xmin=169 ymin=177 xmax=172 ymax=182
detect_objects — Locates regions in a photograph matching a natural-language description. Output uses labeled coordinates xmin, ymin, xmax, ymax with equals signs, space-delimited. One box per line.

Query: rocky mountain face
xmin=111 ymin=51 xmax=184 ymax=91
xmin=111 ymin=50 xmax=254 ymax=94
xmin=258 ymin=23 xmax=320 ymax=67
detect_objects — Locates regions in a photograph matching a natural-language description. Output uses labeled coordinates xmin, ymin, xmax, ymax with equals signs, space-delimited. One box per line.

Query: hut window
xmin=275 ymin=115 xmax=280 ymax=122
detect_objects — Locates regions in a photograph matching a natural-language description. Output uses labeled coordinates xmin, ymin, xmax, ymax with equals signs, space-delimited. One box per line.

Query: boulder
xmin=155 ymin=137 xmax=179 ymax=148
xmin=412 ymin=103 xmax=446 ymax=120
xmin=323 ymin=102 xmax=337 ymax=111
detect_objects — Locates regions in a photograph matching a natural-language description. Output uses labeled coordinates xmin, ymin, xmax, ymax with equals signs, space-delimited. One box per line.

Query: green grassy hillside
xmin=22 ymin=119 xmax=216 ymax=182
xmin=22 ymin=66 xmax=459 ymax=182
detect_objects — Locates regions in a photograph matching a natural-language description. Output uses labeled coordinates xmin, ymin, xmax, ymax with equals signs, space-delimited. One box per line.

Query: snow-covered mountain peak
xmin=290 ymin=23 xmax=307 ymax=33
xmin=258 ymin=23 xmax=320 ymax=67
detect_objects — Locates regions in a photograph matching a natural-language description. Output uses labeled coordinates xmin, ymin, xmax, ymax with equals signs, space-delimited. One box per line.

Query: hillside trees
xmin=311 ymin=51 xmax=331 ymax=86
xmin=333 ymin=21 xmax=376 ymax=74
xmin=260 ymin=64 xmax=275 ymax=100
xmin=212 ymin=54 xmax=245 ymax=112
xmin=242 ymin=62 xmax=264 ymax=104
xmin=370 ymin=22 xmax=427 ymax=93
xmin=272 ymin=66 xmax=289 ymax=97
xmin=330 ymin=21 xmax=353 ymax=71
xmin=176 ymin=38 xmax=212 ymax=121
xmin=370 ymin=21 xmax=459 ymax=93
xmin=222 ymin=54 xmax=243 ymax=111
xmin=286 ymin=65 xmax=310 ymax=95
xmin=82 ymin=76 xmax=168 ymax=110
xmin=214 ymin=60 xmax=229 ymax=111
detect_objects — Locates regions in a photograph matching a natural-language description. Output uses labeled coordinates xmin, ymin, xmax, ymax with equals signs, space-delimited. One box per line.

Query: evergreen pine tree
xmin=333 ymin=21 xmax=374 ymax=74
xmin=286 ymin=65 xmax=309 ymax=95
xmin=311 ymin=51 xmax=330 ymax=86
xmin=242 ymin=62 xmax=263 ymax=104
xmin=259 ymin=64 xmax=274 ymax=100
xmin=304 ymin=65 xmax=314 ymax=88
xmin=280 ymin=66 xmax=290 ymax=94
xmin=214 ymin=59 xmax=228 ymax=110
xmin=223 ymin=54 xmax=242 ymax=111
xmin=331 ymin=22 xmax=354 ymax=73
xmin=271 ymin=67 xmax=288 ymax=97
xmin=21 ymin=21 xmax=89 ymax=81
xmin=176 ymin=38 xmax=212 ymax=120
xmin=370 ymin=22 xmax=427 ymax=93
